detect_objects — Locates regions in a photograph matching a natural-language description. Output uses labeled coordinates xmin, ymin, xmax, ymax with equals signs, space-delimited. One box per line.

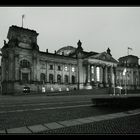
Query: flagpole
xmin=22 ymin=14 xmax=25 ymax=28
xmin=22 ymin=15 xmax=23 ymax=28
xmin=128 ymin=47 xmax=133 ymax=56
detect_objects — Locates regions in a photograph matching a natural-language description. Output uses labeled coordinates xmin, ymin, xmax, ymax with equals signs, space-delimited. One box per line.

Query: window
xmin=57 ymin=74 xmax=61 ymax=84
xmin=64 ymin=66 xmax=68 ymax=71
xmin=91 ymin=66 xmax=94 ymax=74
xmin=96 ymin=67 xmax=100 ymax=82
xmin=91 ymin=66 xmax=94 ymax=81
xmin=72 ymin=75 xmax=76 ymax=84
xmin=22 ymin=73 xmax=29 ymax=83
xmin=50 ymin=65 xmax=53 ymax=70
xmin=72 ymin=67 xmax=75 ymax=72
xmin=64 ymin=75 xmax=69 ymax=84
xmin=20 ymin=59 xmax=30 ymax=68
xmin=49 ymin=74 xmax=54 ymax=83
xmin=40 ymin=73 xmax=45 ymax=82
xmin=58 ymin=66 xmax=61 ymax=71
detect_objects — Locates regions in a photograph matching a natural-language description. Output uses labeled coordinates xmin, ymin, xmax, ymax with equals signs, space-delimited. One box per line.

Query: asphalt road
xmin=0 ymin=94 xmax=139 ymax=130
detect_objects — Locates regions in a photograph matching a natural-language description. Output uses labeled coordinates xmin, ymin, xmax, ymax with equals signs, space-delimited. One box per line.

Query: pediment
xmin=87 ymin=52 xmax=118 ymax=63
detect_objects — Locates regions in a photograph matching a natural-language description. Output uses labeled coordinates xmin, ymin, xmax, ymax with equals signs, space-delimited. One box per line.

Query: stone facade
xmin=1 ymin=25 xmax=140 ymax=95
xmin=116 ymin=55 xmax=140 ymax=90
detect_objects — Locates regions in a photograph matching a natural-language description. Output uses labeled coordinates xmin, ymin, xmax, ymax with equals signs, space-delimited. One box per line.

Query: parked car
xmin=23 ymin=86 xmax=30 ymax=94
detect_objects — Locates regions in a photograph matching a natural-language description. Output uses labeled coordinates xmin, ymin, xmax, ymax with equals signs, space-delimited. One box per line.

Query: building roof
xmin=56 ymin=46 xmax=76 ymax=56
xmin=87 ymin=51 xmax=118 ymax=63
xmin=119 ymin=55 xmax=139 ymax=60
xmin=8 ymin=25 xmax=39 ymax=36
xmin=39 ymin=51 xmax=77 ymax=60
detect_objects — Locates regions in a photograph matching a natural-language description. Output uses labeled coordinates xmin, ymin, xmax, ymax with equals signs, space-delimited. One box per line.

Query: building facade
xmin=1 ymin=25 xmax=140 ymax=95
xmin=116 ymin=55 xmax=140 ymax=90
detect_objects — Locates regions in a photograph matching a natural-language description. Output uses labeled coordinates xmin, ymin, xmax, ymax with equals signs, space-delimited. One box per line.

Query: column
xmin=46 ymin=62 xmax=48 ymax=83
xmin=54 ymin=63 xmax=56 ymax=83
xmin=69 ymin=64 xmax=71 ymax=84
xmin=105 ymin=66 xmax=108 ymax=84
xmin=113 ymin=67 xmax=117 ymax=86
xmin=100 ymin=66 xmax=103 ymax=83
xmin=14 ymin=55 xmax=19 ymax=81
xmin=94 ymin=66 xmax=96 ymax=82
xmin=62 ymin=64 xmax=64 ymax=84
xmin=108 ymin=66 xmax=111 ymax=84
xmin=110 ymin=66 xmax=113 ymax=85
xmin=102 ymin=66 xmax=105 ymax=84
xmin=87 ymin=64 xmax=91 ymax=83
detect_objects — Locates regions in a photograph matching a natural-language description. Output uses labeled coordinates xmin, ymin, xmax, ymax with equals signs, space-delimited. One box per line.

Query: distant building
xmin=116 ymin=55 xmax=140 ymax=90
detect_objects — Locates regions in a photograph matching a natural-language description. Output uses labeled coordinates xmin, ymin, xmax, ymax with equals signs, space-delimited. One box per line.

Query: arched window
xmin=49 ymin=74 xmax=54 ymax=83
xmin=72 ymin=75 xmax=75 ymax=84
xmin=58 ymin=66 xmax=61 ymax=71
xmin=40 ymin=73 xmax=45 ymax=83
xmin=20 ymin=59 xmax=30 ymax=68
xmin=72 ymin=67 xmax=75 ymax=72
xmin=57 ymin=74 xmax=61 ymax=84
xmin=65 ymin=75 xmax=69 ymax=84
xmin=91 ymin=66 xmax=94 ymax=81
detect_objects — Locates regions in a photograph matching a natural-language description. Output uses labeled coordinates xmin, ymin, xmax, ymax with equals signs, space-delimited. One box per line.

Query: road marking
xmin=0 ymin=104 xmax=93 ymax=114
xmin=0 ymin=100 xmax=91 ymax=108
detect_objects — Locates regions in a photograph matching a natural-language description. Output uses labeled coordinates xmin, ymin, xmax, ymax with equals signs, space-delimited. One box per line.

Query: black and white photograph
xmin=0 ymin=6 xmax=140 ymax=135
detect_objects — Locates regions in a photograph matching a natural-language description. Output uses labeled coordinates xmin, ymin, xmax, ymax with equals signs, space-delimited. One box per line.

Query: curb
xmin=1 ymin=108 xmax=140 ymax=134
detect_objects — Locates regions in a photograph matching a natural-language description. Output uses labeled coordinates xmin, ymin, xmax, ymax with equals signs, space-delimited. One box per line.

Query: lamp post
xmin=113 ymin=68 xmax=115 ymax=95
xmin=123 ymin=68 xmax=127 ymax=95
xmin=77 ymin=57 xmax=80 ymax=90
xmin=120 ymin=72 xmax=122 ymax=95
xmin=125 ymin=73 xmax=127 ymax=95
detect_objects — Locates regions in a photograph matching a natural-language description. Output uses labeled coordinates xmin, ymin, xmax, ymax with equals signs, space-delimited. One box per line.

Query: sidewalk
xmin=1 ymin=108 xmax=140 ymax=134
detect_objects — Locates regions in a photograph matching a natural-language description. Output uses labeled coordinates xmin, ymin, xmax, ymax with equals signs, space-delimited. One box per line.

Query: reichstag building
xmin=1 ymin=25 xmax=140 ymax=95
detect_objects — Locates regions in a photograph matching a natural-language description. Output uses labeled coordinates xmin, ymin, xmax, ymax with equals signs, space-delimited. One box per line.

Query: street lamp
xmin=113 ymin=71 xmax=116 ymax=95
xmin=123 ymin=68 xmax=127 ymax=95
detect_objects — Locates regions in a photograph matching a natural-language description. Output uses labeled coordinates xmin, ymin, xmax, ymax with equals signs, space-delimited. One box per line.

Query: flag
xmin=22 ymin=14 xmax=25 ymax=19
xmin=128 ymin=47 xmax=133 ymax=50
xmin=123 ymin=68 xmax=126 ymax=76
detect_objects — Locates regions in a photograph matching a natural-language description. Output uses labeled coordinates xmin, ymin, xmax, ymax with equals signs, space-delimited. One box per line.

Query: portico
xmin=83 ymin=52 xmax=118 ymax=89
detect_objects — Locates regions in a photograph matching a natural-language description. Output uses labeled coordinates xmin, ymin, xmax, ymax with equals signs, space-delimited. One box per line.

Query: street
xmin=0 ymin=94 xmax=139 ymax=131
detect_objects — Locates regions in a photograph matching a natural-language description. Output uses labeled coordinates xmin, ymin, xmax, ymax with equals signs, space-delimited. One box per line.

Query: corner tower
xmin=1 ymin=25 xmax=39 ymax=95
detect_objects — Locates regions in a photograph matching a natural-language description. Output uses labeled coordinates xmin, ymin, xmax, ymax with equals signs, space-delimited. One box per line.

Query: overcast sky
xmin=0 ymin=7 xmax=140 ymax=60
